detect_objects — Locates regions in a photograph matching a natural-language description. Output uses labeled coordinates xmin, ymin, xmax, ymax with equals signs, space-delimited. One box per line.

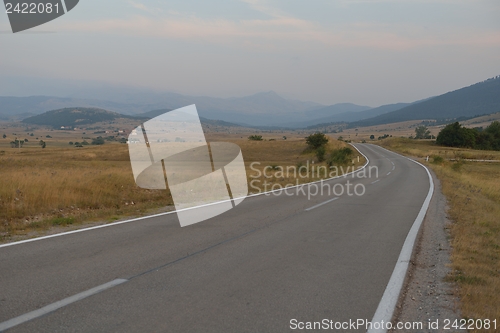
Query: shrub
xmin=305 ymin=132 xmax=328 ymax=149
xmin=316 ymin=146 xmax=326 ymax=162
xmin=328 ymin=147 xmax=353 ymax=166
xmin=92 ymin=137 xmax=105 ymax=145
xmin=248 ymin=135 xmax=263 ymax=141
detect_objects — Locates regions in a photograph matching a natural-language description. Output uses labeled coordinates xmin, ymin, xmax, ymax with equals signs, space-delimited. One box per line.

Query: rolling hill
xmin=21 ymin=107 xmax=142 ymax=128
xmin=350 ymin=76 xmax=500 ymax=127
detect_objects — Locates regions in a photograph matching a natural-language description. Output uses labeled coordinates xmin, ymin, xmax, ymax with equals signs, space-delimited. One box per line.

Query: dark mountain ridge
xmin=350 ymin=76 xmax=500 ymax=127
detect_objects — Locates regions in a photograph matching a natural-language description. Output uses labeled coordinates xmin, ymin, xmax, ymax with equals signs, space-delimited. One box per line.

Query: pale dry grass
xmin=379 ymin=138 xmax=500 ymax=332
xmin=0 ymin=133 xmax=365 ymax=241
xmin=0 ymin=145 xmax=171 ymax=240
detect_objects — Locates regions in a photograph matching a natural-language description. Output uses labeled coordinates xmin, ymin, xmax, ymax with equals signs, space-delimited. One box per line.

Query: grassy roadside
xmin=0 ymin=135 xmax=365 ymax=242
xmin=377 ymin=138 xmax=500 ymax=331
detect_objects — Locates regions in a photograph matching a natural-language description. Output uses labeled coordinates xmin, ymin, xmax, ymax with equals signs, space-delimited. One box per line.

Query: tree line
xmin=436 ymin=121 xmax=500 ymax=150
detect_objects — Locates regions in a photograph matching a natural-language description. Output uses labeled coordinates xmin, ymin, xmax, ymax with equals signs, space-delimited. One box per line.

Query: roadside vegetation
xmin=377 ymin=138 xmax=500 ymax=331
xmin=236 ymin=132 xmax=365 ymax=194
xmin=0 ymin=132 xmax=365 ymax=242
xmin=437 ymin=121 xmax=500 ymax=150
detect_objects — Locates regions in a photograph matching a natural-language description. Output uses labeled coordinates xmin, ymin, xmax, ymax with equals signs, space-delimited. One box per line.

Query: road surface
xmin=0 ymin=144 xmax=431 ymax=332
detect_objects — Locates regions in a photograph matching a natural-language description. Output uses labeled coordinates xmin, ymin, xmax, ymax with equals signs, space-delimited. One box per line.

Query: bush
xmin=305 ymin=132 xmax=328 ymax=149
xmin=328 ymin=147 xmax=353 ymax=166
xmin=91 ymin=137 xmax=105 ymax=145
xmin=248 ymin=135 xmax=263 ymax=141
xmin=316 ymin=146 xmax=326 ymax=162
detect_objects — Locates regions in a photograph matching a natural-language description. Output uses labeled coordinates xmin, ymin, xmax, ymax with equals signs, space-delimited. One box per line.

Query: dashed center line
xmin=371 ymin=180 xmax=380 ymax=184
xmin=305 ymin=197 xmax=339 ymax=211
xmin=0 ymin=279 xmax=128 ymax=332
xmin=387 ymin=172 xmax=391 ymax=176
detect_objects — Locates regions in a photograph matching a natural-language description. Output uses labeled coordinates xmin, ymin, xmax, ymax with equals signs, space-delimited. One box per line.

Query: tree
xmin=484 ymin=121 xmax=500 ymax=150
xmin=370 ymin=135 xmax=375 ymax=140
xmin=305 ymin=132 xmax=328 ymax=149
xmin=414 ymin=126 xmax=431 ymax=139
xmin=10 ymin=140 xmax=24 ymax=148
xmin=2 ymin=134 xmax=6 ymax=139
xmin=436 ymin=122 xmax=476 ymax=148
xmin=39 ymin=140 xmax=46 ymax=148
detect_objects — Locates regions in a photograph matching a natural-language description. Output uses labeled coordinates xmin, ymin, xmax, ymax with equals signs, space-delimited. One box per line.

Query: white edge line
xmin=305 ymin=197 xmax=339 ymax=211
xmin=367 ymin=144 xmax=434 ymax=333
xmin=0 ymin=279 xmax=127 ymax=332
xmin=0 ymin=144 xmax=369 ymax=249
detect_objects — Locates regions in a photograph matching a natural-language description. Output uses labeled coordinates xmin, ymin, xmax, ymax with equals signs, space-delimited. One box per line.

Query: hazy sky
xmin=1 ymin=0 xmax=499 ymax=106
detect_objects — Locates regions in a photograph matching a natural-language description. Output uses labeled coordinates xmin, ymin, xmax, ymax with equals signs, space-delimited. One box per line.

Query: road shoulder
xmin=390 ymin=169 xmax=464 ymax=332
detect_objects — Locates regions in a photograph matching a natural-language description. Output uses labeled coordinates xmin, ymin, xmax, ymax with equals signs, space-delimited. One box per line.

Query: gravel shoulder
xmin=390 ymin=168 xmax=465 ymax=333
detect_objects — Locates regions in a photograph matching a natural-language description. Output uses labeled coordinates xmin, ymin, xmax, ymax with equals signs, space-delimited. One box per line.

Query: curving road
xmin=0 ymin=144 xmax=431 ymax=332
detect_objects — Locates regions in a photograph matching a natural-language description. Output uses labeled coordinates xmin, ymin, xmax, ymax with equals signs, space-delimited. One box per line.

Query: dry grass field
xmin=0 ymin=126 xmax=365 ymax=242
xmin=378 ymin=138 xmax=500 ymax=332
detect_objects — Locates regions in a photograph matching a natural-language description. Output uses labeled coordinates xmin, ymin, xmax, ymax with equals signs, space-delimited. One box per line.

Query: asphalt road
xmin=0 ymin=144 xmax=430 ymax=332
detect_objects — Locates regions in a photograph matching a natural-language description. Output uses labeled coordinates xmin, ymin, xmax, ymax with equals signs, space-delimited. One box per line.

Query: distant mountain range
xmin=0 ymin=91 xmax=372 ymax=127
xmin=3 ymin=75 xmax=500 ymax=128
xmin=21 ymin=107 xmax=245 ymax=129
